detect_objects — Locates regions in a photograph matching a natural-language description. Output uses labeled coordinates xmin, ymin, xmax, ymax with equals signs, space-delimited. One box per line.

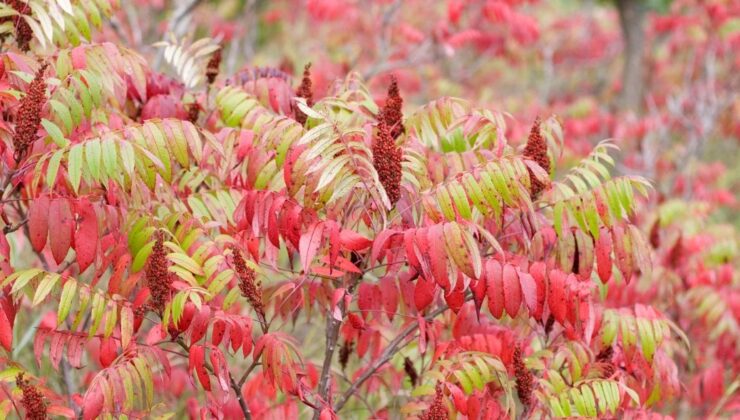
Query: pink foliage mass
xmin=0 ymin=0 xmax=737 ymax=419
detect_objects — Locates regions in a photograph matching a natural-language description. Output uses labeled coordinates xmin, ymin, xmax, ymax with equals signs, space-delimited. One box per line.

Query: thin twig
xmin=176 ymin=339 xmax=252 ymax=419
xmin=333 ymin=301 xmax=456 ymax=413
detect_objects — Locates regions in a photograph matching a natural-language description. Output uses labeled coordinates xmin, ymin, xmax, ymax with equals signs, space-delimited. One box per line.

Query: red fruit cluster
xmin=206 ymin=48 xmax=222 ymax=85
xmin=231 ymin=246 xmax=265 ymax=321
xmin=294 ymin=63 xmax=313 ymax=125
xmin=596 ymin=345 xmax=616 ymax=378
xmin=1 ymin=0 xmax=33 ymax=51
xmin=513 ymin=345 xmax=534 ymax=407
xmin=522 ymin=117 xmax=551 ymax=198
xmin=420 ymin=383 xmax=448 ymax=420
xmin=12 ymin=63 xmax=47 ymax=162
xmin=146 ymin=231 xmax=173 ymax=314
xmin=373 ymin=121 xmax=403 ymax=205
xmin=649 ymin=219 xmax=661 ymax=248
xmin=15 ymin=373 xmax=47 ymax=420
xmin=403 ymin=357 xmax=418 ymax=386
xmin=380 ymin=76 xmax=405 ymax=139
xmin=186 ymin=102 xmax=200 ymax=124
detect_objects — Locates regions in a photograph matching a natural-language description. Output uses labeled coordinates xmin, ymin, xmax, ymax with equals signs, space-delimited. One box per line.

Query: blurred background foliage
xmin=109 ymin=0 xmax=738 ymax=228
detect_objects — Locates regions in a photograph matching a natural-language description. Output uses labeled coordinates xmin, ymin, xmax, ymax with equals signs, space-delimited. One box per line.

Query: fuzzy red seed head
xmin=146 ymin=231 xmax=173 ymax=314
xmin=523 ymin=117 xmax=551 ymax=198
xmin=373 ymin=120 xmax=403 ymax=206
xmin=403 ymin=357 xmax=418 ymax=386
xmin=206 ymin=47 xmax=222 ymax=85
xmin=294 ymin=63 xmax=314 ymax=125
xmin=1 ymin=0 xmax=33 ymax=51
xmin=513 ymin=345 xmax=534 ymax=407
xmin=16 ymin=373 xmax=47 ymax=420
xmin=231 ymin=246 xmax=265 ymax=321
xmin=380 ymin=75 xmax=405 ymax=139
xmin=186 ymin=102 xmax=200 ymax=124
xmin=420 ymin=383 xmax=448 ymax=420
xmin=595 ymin=345 xmax=616 ymax=378
xmin=12 ymin=63 xmax=47 ymax=162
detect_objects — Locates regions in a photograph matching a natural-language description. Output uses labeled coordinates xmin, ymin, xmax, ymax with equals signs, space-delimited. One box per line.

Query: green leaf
xmin=41 ymin=119 xmax=69 ymax=147
xmin=32 ymin=273 xmax=60 ymax=306
xmin=68 ymin=145 xmax=83 ymax=193
xmin=571 ymin=387 xmax=587 ymax=416
xmin=8 ymin=269 xmax=43 ymax=294
xmin=167 ymin=252 xmax=204 ymax=276
xmin=132 ymin=241 xmax=155 ymax=273
xmin=49 ymin=99 xmax=73 ymax=134
xmin=103 ymin=301 xmax=117 ymax=337
xmin=453 ymin=369 xmax=473 ymax=394
xmin=120 ymin=305 xmax=133 ymax=349
xmin=46 ymin=149 xmax=65 ymax=188
xmin=88 ymin=292 xmax=105 ymax=337
xmin=57 ymin=280 xmax=77 ymax=325
xmin=581 ymin=384 xmax=597 ymax=417
xmin=85 ymin=140 xmax=103 ymax=181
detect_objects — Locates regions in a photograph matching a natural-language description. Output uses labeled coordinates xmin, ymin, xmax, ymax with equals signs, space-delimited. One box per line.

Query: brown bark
xmin=615 ymin=0 xmax=648 ymax=112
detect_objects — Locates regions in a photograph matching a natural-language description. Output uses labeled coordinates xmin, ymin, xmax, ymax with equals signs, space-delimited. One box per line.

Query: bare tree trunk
xmin=615 ymin=0 xmax=647 ymax=112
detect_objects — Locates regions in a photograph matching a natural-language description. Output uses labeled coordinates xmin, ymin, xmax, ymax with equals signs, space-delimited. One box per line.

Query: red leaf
xmin=48 ymin=199 xmax=74 ymax=264
xmin=380 ymin=276 xmax=398 ymax=321
xmin=404 ymin=229 xmax=422 ymax=272
xmin=47 ymin=405 xmax=76 ymax=418
xmin=212 ymin=319 xmax=226 ymax=346
xmin=339 ymin=229 xmax=372 ymax=251
xmin=470 ymin=277 xmax=487 ymax=315
xmin=612 ymin=225 xmax=632 ymax=283
xmin=485 ymin=260 xmax=504 ymax=319
xmin=347 ymin=313 xmax=365 ymax=330
xmin=299 ymin=222 xmax=324 ymax=273
xmin=449 ymin=384 xmax=468 ymax=414
xmin=67 ymin=336 xmax=85 ymax=368
xmin=444 ymin=273 xmax=466 ymax=313
xmin=529 ymin=262 xmax=547 ymax=321
xmin=82 ymin=386 xmax=104 ymax=420
xmin=33 ymin=328 xmax=49 ymax=367
xmin=229 ymin=320 xmax=243 ymax=352
xmin=189 ymin=306 xmax=210 ymax=343
xmin=107 ymin=255 xmax=131 ymax=295
xmin=414 ymin=275 xmax=435 ymax=311
xmin=370 ymin=229 xmax=397 ymax=264
xmin=74 ymin=200 xmax=98 ymax=273
xmin=0 ymin=306 xmax=12 ymax=352
xmin=327 ymin=221 xmax=340 ymax=270
xmin=174 ymin=303 xmax=196 ymax=332
xmin=548 ymin=270 xmax=567 ymax=324
xmin=574 ymin=231 xmax=594 ymax=281
xmin=50 ymin=331 xmax=66 ymax=370
xmin=319 ymin=407 xmax=335 ymax=420
xmin=358 ymin=283 xmax=381 ymax=320
xmin=595 ymin=228 xmax=612 ymax=283
xmin=518 ymin=271 xmax=537 ymax=315
xmin=99 ymin=337 xmax=117 ymax=368
xmin=502 ymin=264 xmax=522 ymax=318
xmin=28 ymin=195 xmax=50 ymax=252
xmin=426 ymin=225 xmax=450 ymax=290
xmin=189 ymin=344 xmax=211 ymax=391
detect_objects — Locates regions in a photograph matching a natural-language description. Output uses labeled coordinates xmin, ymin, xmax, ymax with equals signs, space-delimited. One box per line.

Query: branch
xmin=313 ymin=297 xmax=346 ymax=419
xmin=333 ymin=302 xmax=454 ymax=413
xmin=3 ymin=217 xmax=27 ymax=234
xmin=176 ymin=339 xmax=252 ymax=420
